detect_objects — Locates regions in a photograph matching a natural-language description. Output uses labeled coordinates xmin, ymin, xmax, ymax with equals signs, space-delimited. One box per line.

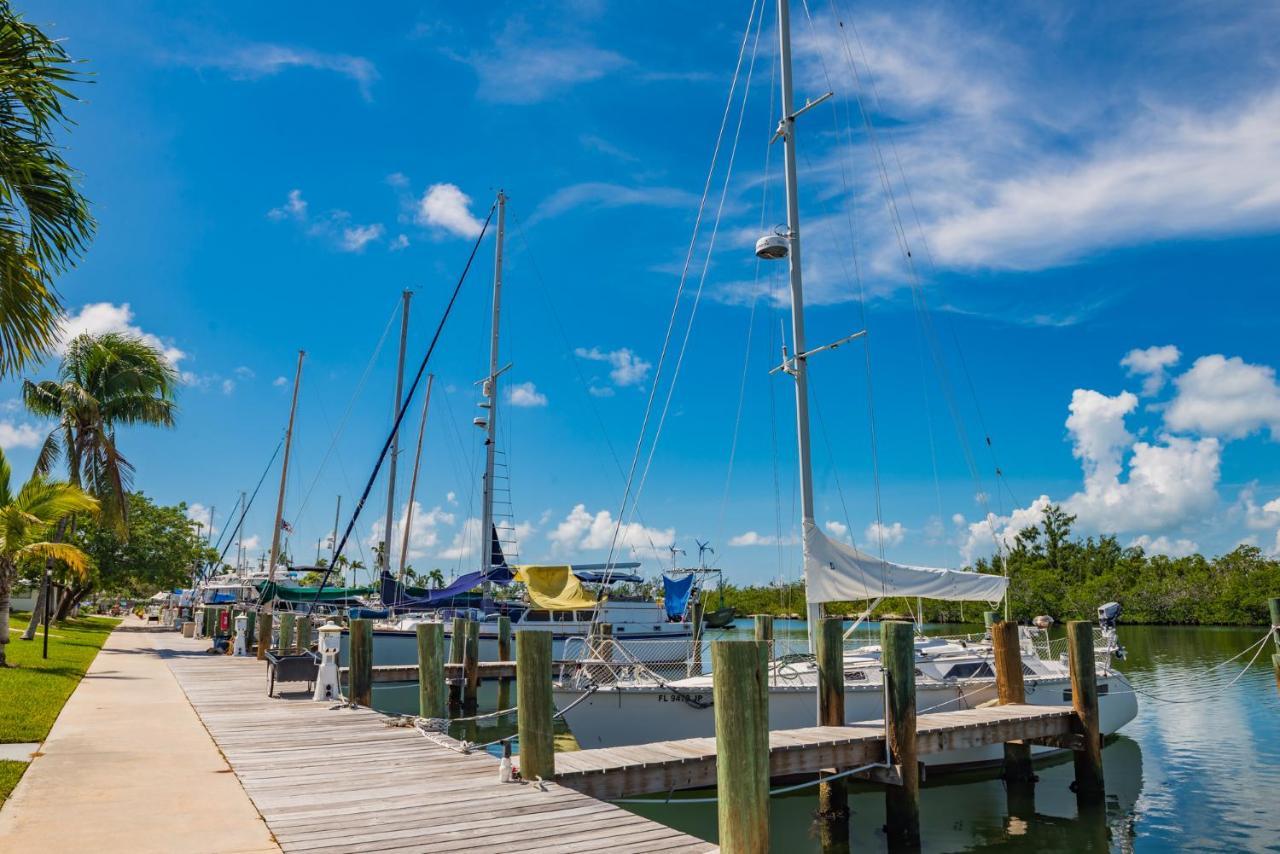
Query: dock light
xmin=755 ymin=233 xmax=789 ymax=260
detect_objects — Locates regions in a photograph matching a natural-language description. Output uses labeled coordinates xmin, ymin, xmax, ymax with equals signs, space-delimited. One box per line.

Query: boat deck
xmin=549 ymin=704 xmax=1075 ymax=800
xmin=161 ymin=634 xmax=715 ymax=853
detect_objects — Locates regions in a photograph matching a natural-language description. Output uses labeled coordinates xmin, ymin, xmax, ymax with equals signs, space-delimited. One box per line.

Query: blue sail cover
xmin=380 ymin=570 xmax=487 ymax=609
xmin=662 ymin=574 xmax=695 ymax=620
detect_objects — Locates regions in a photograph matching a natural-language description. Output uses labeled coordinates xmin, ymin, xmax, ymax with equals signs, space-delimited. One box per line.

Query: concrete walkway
xmin=0 ymin=619 xmax=279 ymax=853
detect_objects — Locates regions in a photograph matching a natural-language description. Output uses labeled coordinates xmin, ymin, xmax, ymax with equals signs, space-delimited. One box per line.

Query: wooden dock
xmin=549 ymin=704 xmax=1075 ymax=800
xmin=160 ymin=635 xmax=715 ymax=853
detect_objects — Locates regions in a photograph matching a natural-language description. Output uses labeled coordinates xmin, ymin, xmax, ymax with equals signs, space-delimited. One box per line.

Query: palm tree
xmin=426 ymin=568 xmax=445 ymax=589
xmin=20 ymin=331 xmax=175 ymax=631
xmin=0 ymin=3 xmax=95 ymax=377
xmin=0 ymin=447 xmax=97 ymax=666
xmin=24 ymin=332 xmax=177 ymax=525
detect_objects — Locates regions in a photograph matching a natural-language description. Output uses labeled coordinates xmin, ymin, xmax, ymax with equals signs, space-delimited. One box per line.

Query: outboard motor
xmin=1097 ymin=602 xmax=1125 ymax=660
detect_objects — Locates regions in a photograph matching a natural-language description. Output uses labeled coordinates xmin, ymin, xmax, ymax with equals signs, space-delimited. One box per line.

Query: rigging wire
xmin=309 ymin=203 xmax=496 ymax=605
xmin=200 ymin=438 xmax=284 ymax=580
xmin=603 ymin=0 xmax=762 ymax=574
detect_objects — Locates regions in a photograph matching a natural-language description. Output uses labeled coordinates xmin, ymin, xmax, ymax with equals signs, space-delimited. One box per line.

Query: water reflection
xmin=371 ymin=622 xmax=1280 ymax=852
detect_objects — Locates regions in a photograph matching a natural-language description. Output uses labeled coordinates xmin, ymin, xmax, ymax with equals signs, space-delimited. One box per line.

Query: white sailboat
xmin=553 ymin=0 xmax=1138 ymax=766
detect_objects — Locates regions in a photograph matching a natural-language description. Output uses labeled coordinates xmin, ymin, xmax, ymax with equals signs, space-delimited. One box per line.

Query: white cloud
xmin=1129 ymin=534 xmax=1199 ymax=558
xmin=452 ymin=24 xmax=626 ymax=104
xmin=1240 ymin=486 xmax=1280 ymax=531
xmin=588 ymin=385 xmax=615 ymax=398
xmin=506 ymin=382 xmax=547 ymax=408
xmin=824 ymin=520 xmax=849 ymax=539
xmin=1164 ymin=354 xmax=1280 ymax=440
xmin=960 ymin=495 xmax=1053 ymax=564
xmin=0 ymin=421 xmax=42 ymax=450
xmin=238 ymin=534 xmax=261 ymax=553
xmin=863 ymin=521 xmax=906 ymax=549
xmin=1121 ymin=345 xmax=1181 ymax=397
xmin=1063 ymin=388 xmax=1221 ymax=532
xmin=440 ymin=517 xmax=482 ymax=560
xmin=273 ymin=376 xmax=288 ymax=387
xmin=548 ymin=504 xmax=675 ymax=555
xmin=179 ymin=43 xmax=378 ymax=100
xmin=60 ymin=302 xmax=186 ymax=367
xmin=268 ymin=189 xmax=307 ymax=222
xmin=186 ymin=503 xmax=216 ymax=536
xmin=389 ymin=234 xmax=409 ymax=251
xmin=234 ymin=366 xmax=255 ymax=380
xmin=446 ymin=491 xmax=457 ymax=505
xmin=386 ymin=172 xmax=410 ymax=188
xmin=368 ymin=501 xmax=456 ymax=565
xmin=728 ymin=530 xmax=799 ymax=547
xmin=574 ymin=346 xmax=652 ymax=388
xmin=531 ymin=182 xmax=696 ymax=225
xmin=340 ymin=223 xmax=385 ymax=252
xmin=220 ymin=379 xmax=235 ymax=395
xmin=415 ymin=183 xmax=483 ymax=238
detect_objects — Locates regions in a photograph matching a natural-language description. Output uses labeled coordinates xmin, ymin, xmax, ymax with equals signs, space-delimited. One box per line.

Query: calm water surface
xmin=374 ymin=620 xmax=1280 ymax=852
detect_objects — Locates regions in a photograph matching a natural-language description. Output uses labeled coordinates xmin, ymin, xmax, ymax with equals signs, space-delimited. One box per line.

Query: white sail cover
xmin=803 ymin=522 xmax=1007 ymax=603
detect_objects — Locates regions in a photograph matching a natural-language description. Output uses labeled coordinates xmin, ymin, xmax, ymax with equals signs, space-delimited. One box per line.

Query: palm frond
xmin=18 ymin=540 xmax=91 ymax=579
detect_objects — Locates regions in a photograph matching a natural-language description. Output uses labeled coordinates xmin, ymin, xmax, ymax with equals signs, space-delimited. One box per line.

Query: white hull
xmin=341 ymin=627 xmax=695 ymax=669
xmin=556 ymin=671 xmax=1138 ymax=769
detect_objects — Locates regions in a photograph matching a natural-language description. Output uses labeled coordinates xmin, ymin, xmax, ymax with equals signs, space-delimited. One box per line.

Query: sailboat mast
xmin=775 ymin=0 xmax=821 ymax=649
xmin=398 ymin=374 xmax=435 ymax=582
xmin=480 ymin=190 xmax=506 ymax=576
xmin=267 ymin=350 xmax=304 ymax=585
xmin=383 ymin=289 xmax=412 ymax=575
xmin=330 ymin=495 xmax=341 ymax=566
xmin=236 ymin=490 xmax=247 ymax=570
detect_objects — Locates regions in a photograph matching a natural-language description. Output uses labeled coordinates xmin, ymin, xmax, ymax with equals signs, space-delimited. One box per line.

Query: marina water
xmin=372 ymin=620 xmax=1280 ymax=851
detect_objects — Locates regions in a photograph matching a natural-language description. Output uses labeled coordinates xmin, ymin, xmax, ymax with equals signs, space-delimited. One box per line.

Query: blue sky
xmin=7 ymin=0 xmax=1280 ymax=585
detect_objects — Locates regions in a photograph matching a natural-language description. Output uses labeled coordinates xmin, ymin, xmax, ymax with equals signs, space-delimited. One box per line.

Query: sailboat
xmin=552 ymin=0 xmax=1138 ymax=766
xmin=349 ymin=191 xmax=704 ymax=666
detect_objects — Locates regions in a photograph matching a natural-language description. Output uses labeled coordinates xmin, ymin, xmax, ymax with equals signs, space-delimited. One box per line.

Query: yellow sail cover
xmin=513 ymin=565 xmax=601 ymax=611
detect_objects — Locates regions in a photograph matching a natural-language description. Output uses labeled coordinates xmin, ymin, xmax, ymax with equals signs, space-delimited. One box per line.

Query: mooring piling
xmin=882 ymin=619 xmax=920 ymax=847
xmin=516 ymin=630 xmax=555 ymax=782
xmin=497 ymin=614 xmax=512 ymax=661
xmin=256 ymin=612 xmax=272 ymax=661
xmin=296 ymin=614 xmax=311 ymax=652
xmin=992 ymin=620 xmax=1036 ymax=784
xmin=1067 ymin=620 xmax=1105 ymax=804
xmin=463 ymin=619 xmax=480 ymax=711
xmin=417 ymin=622 xmax=445 ymax=719
xmin=349 ymin=618 xmax=373 ymax=707
xmin=278 ymin=612 xmax=295 ymax=655
xmin=449 ymin=617 xmax=466 ymax=707
xmin=816 ymin=616 xmax=850 ymax=850
xmin=712 ymin=639 xmax=769 ymax=854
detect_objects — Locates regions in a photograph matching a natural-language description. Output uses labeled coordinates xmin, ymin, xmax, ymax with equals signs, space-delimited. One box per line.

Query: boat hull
xmin=340 ymin=627 xmax=693 ymax=668
xmin=554 ymin=671 xmax=1137 ymax=769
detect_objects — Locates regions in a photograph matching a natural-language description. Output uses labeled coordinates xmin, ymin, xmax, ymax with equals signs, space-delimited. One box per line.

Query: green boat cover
xmin=256 ymin=581 xmax=374 ymax=603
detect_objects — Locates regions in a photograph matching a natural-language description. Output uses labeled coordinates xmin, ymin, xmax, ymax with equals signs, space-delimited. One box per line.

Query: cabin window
xmin=525 ymin=610 xmax=550 ymax=623
xmin=1062 ymin=683 xmax=1109 ymax=702
xmin=942 ymin=661 xmax=994 ymax=680
xmin=554 ymin=611 xmax=576 ymax=622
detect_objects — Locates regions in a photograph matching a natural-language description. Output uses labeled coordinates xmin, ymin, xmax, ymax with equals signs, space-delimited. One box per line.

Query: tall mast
xmin=267 ymin=350 xmax=304 ymax=585
xmin=383 ymin=290 xmax=412 ymax=575
xmin=330 ymin=495 xmax=342 ymax=566
xmin=480 ymin=190 xmax=506 ymax=575
xmin=776 ymin=0 xmax=820 ymax=650
xmin=398 ymin=374 xmax=435 ymax=583
xmin=236 ymin=491 xmax=246 ymax=570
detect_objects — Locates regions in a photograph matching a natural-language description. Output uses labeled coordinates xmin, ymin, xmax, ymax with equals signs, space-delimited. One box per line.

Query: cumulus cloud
xmin=440 ymin=517 xmax=482 ymax=560
xmin=185 ymin=503 xmax=216 ymax=536
xmin=1130 ymin=534 xmax=1199 ymax=558
xmin=61 ymin=302 xmax=186 ymax=367
xmin=368 ymin=501 xmax=456 ymax=565
xmin=574 ymin=346 xmax=652 ymax=388
xmin=728 ymin=530 xmax=799 ymax=547
xmin=1121 ymin=345 xmax=1181 ymax=396
xmin=415 ymin=184 xmax=484 ymax=238
xmin=0 ymin=421 xmax=42 ymax=451
xmin=1164 ymin=354 xmax=1280 ymax=440
xmin=824 ymin=520 xmax=849 ymax=540
xmin=267 ymin=189 xmax=384 ymax=253
xmin=506 ymin=382 xmax=547 ymax=407
xmin=548 ymin=504 xmax=675 ymax=555
xmin=960 ymin=495 xmax=1053 ymax=564
xmin=340 ymin=223 xmax=385 ymax=252
xmin=273 ymin=376 xmax=288 ymax=387
xmin=863 ymin=521 xmax=906 ymax=549
xmin=268 ymin=189 xmax=307 ymax=222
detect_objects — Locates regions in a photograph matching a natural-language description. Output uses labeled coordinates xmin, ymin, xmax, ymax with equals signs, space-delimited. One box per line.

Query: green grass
xmin=0 ymin=759 xmax=25 ymax=807
xmin=0 ymin=613 xmax=120 ymax=743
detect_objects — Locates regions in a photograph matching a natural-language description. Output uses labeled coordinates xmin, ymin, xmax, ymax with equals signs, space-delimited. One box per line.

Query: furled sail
xmin=514 ymin=565 xmax=601 ymax=611
xmin=803 ymin=522 xmax=1007 ymax=603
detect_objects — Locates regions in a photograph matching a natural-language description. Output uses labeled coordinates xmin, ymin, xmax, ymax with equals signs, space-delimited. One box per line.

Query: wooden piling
xmin=712 ymin=640 xmax=769 ymax=854
xmin=296 ymin=615 xmax=311 ymax=652
xmin=256 ymin=612 xmax=272 ymax=660
xmin=278 ymin=613 xmax=295 ymax=655
xmin=816 ymin=616 xmax=849 ymax=846
xmin=449 ymin=617 xmax=466 ymax=706
xmin=245 ymin=611 xmax=256 ymax=651
xmin=463 ymin=619 xmax=480 ymax=710
xmin=881 ymin=620 xmax=919 ymax=847
xmin=1067 ymin=620 xmax=1105 ymax=803
xmin=416 ymin=622 xmax=445 ymax=719
xmin=992 ymin=620 xmax=1035 ymax=783
xmin=516 ymin=630 xmax=555 ymax=782
xmin=349 ymin=618 xmax=373 ymax=707
xmin=497 ymin=614 xmax=512 ymax=662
